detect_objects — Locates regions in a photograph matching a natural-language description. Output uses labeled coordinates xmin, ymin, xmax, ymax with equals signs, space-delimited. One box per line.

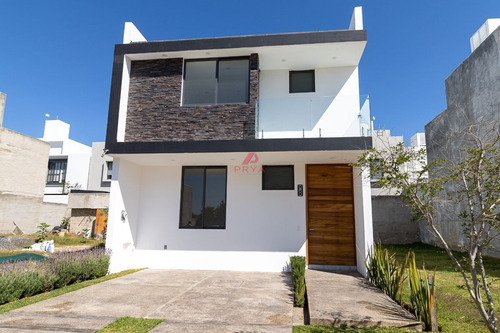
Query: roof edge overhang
xmin=106 ymin=137 xmax=372 ymax=155
xmin=114 ymin=30 xmax=367 ymax=56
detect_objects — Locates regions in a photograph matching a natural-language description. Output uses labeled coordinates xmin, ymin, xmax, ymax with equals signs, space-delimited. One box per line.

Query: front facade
xmin=105 ymin=8 xmax=373 ymax=274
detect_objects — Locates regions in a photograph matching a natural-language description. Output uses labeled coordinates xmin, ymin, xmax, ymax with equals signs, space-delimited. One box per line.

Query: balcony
xmin=255 ymin=94 xmax=371 ymax=139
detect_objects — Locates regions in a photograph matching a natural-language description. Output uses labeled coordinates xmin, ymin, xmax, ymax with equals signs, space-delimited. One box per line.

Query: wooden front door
xmin=306 ymin=164 xmax=356 ymax=266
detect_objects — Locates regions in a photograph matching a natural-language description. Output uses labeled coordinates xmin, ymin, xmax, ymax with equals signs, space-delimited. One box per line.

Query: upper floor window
xmin=289 ymin=70 xmax=315 ymax=93
xmin=103 ymin=161 xmax=113 ymax=182
xmin=182 ymin=58 xmax=250 ymax=105
xmin=47 ymin=159 xmax=67 ymax=185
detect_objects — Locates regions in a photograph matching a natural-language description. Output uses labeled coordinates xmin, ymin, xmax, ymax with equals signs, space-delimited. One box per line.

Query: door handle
xmin=309 ymin=228 xmax=315 ymax=231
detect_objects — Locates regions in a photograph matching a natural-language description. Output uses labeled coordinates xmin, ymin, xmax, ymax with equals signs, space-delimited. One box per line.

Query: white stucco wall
xmin=353 ymin=167 xmax=373 ymax=277
xmin=87 ymin=142 xmax=112 ymax=191
xmin=107 ymin=152 xmax=373 ymax=274
xmin=258 ymin=66 xmax=361 ymax=138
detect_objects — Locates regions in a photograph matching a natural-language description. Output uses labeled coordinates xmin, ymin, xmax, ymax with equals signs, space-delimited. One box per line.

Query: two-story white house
xmin=41 ymin=119 xmax=92 ymax=204
xmin=105 ymin=7 xmax=373 ymax=275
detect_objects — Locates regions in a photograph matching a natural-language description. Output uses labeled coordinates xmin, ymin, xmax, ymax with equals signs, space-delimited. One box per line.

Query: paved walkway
xmin=0 ymin=269 xmax=294 ymax=333
xmin=306 ymin=270 xmax=422 ymax=330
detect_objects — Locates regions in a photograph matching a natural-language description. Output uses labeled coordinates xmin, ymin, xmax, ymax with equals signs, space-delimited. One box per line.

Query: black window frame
xmin=105 ymin=161 xmax=113 ymax=180
xmin=289 ymin=70 xmax=315 ymax=93
xmin=182 ymin=56 xmax=251 ymax=106
xmin=179 ymin=166 xmax=228 ymax=229
xmin=46 ymin=158 xmax=68 ymax=185
xmin=262 ymin=165 xmax=295 ymax=190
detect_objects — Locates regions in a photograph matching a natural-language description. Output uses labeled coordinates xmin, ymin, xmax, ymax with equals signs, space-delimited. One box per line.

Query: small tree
xmin=60 ymin=216 xmax=71 ymax=230
xmin=37 ymin=223 xmax=50 ymax=242
xmin=355 ymin=124 xmax=500 ymax=333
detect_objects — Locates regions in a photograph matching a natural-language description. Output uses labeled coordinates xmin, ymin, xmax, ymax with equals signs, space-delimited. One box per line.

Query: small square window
xmin=262 ymin=165 xmax=294 ymax=190
xmin=289 ymin=70 xmax=315 ymax=93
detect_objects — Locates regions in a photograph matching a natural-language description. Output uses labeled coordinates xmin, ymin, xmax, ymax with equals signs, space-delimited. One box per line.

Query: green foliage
xmin=290 ymin=256 xmax=306 ymax=307
xmin=292 ymin=325 xmax=414 ymax=333
xmin=0 ymin=269 xmax=141 ymax=315
xmin=97 ymin=317 xmax=164 ymax=333
xmin=0 ymin=248 xmax=110 ymax=305
xmin=355 ymin=128 xmax=500 ymax=333
xmin=36 ymin=223 xmax=50 ymax=242
xmin=407 ymin=252 xmax=436 ymax=331
xmin=47 ymin=234 xmax=104 ymax=247
xmin=60 ymin=217 xmax=71 ymax=229
xmin=354 ymin=143 xmax=443 ymax=223
xmin=365 ymin=243 xmax=407 ymax=305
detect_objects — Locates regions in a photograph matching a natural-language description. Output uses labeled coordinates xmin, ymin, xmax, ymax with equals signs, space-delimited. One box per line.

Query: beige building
xmin=0 ymin=92 xmax=54 ymax=234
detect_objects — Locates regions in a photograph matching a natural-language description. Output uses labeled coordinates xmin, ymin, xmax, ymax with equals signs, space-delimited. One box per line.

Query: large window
xmin=289 ymin=70 xmax=315 ymax=93
xmin=182 ymin=58 xmax=250 ymax=105
xmin=46 ymin=159 xmax=67 ymax=184
xmin=180 ymin=166 xmax=227 ymax=229
xmin=262 ymin=165 xmax=295 ymax=190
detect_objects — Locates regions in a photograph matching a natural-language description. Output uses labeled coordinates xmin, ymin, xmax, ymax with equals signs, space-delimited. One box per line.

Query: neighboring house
xmin=370 ymin=129 xmax=426 ymax=244
xmin=105 ymin=7 xmax=374 ymax=274
xmin=0 ymin=92 xmax=52 ymax=234
xmin=0 ymin=95 xmax=110 ymax=235
xmin=371 ymin=129 xmax=404 ymax=196
xmin=425 ymin=20 xmax=500 ymax=255
xmin=40 ymin=120 xmax=111 ymax=236
xmin=68 ymin=141 xmax=112 ymax=236
xmin=41 ymin=119 xmax=92 ymax=203
xmin=87 ymin=142 xmax=113 ymax=191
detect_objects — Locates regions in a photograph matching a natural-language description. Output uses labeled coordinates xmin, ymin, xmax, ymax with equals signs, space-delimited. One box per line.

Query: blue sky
xmin=0 ymin=1 xmax=499 ymax=145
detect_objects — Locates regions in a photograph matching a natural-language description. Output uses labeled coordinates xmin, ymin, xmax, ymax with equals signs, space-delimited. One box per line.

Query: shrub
xmin=51 ymin=248 xmax=110 ymax=288
xmin=0 ymin=248 xmax=110 ymax=305
xmin=37 ymin=222 xmax=50 ymax=242
xmin=408 ymin=251 xmax=436 ymax=331
xmin=365 ymin=242 xmax=407 ymax=304
xmin=0 ymin=260 xmax=53 ymax=304
xmin=290 ymin=256 xmax=306 ymax=307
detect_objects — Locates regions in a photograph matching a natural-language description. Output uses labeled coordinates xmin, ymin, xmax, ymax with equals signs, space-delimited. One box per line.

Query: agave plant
xmin=365 ymin=242 xmax=407 ymax=305
xmin=408 ymin=251 xmax=437 ymax=331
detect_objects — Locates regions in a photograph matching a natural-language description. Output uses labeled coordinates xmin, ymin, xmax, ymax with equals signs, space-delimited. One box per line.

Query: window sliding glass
xmin=183 ymin=58 xmax=249 ymax=105
xmin=180 ymin=166 xmax=227 ymax=229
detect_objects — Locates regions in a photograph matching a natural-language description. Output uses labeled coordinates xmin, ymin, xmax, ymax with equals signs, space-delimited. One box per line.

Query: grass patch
xmin=293 ymin=326 xmax=414 ymax=333
xmin=385 ymin=243 xmax=500 ymax=333
xmin=0 ymin=269 xmax=140 ymax=315
xmin=97 ymin=316 xmax=163 ymax=333
xmin=47 ymin=234 xmax=105 ymax=247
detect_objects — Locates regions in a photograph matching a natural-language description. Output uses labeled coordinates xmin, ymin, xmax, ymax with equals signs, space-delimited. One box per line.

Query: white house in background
xmin=371 ymin=129 xmax=404 ymax=196
xmin=105 ymin=7 xmax=373 ymax=275
xmin=41 ymin=119 xmax=92 ymax=203
xmin=87 ymin=142 xmax=113 ymax=192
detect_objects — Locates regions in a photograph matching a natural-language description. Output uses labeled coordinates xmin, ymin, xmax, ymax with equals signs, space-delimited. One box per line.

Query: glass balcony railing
xmin=255 ymin=94 xmax=371 ymax=139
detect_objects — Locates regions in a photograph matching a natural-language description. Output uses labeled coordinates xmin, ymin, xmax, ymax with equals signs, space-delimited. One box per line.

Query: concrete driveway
xmin=0 ymin=269 xmax=294 ymax=333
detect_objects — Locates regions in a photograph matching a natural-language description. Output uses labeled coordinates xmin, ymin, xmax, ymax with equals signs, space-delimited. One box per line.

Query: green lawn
xmin=97 ymin=317 xmax=163 ymax=333
xmin=385 ymin=243 xmax=500 ymax=333
xmin=293 ymin=326 xmax=413 ymax=333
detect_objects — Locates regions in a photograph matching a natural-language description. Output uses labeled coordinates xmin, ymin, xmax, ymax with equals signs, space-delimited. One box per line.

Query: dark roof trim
xmin=115 ymin=30 xmax=367 ymax=55
xmin=106 ymin=137 xmax=372 ymax=154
